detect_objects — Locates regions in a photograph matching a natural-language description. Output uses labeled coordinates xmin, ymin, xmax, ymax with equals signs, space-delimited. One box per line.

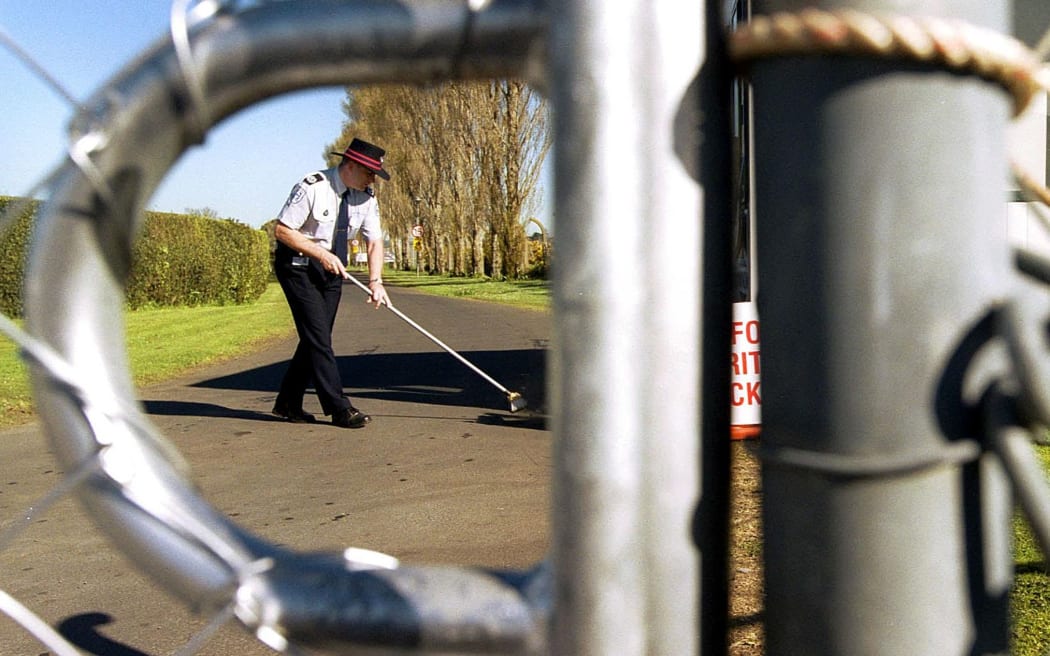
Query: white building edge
xmin=1010 ymin=1 xmax=1050 ymax=253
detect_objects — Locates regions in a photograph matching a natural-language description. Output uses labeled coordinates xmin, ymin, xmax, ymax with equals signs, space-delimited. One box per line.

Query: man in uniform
xmin=271 ymin=138 xmax=392 ymax=429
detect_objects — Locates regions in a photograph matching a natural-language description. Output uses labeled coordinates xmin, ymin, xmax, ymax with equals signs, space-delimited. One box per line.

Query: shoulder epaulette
xmin=303 ymin=172 xmax=325 ymax=184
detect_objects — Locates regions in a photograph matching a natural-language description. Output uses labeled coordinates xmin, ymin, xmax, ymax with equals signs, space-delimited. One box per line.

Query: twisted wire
xmin=729 ymin=8 xmax=1050 ymax=208
xmin=0 ymin=7 xmax=247 ymax=652
xmin=729 ymin=9 xmax=1047 ymax=115
xmin=1013 ymin=161 xmax=1050 ymax=207
xmin=170 ymin=0 xmax=223 ymax=145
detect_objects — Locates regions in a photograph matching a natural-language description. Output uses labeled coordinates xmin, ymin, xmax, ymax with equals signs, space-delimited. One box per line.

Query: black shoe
xmin=332 ymin=406 xmax=371 ymax=429
xmin=272 ymin=401 xmax=316 ymax=423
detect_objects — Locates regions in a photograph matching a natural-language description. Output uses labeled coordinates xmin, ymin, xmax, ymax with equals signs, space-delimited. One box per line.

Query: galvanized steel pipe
xmin=749 ymin=0 xmax=1014 ymax=653
xmin=549 ymin=1 xmax=728 ymax=654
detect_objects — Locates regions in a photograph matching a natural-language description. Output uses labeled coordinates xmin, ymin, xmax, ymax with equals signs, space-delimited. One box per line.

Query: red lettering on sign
xmin=731 ymin=320 xmax=760 ymax=346
xmin=731 ymin=350 xmax=762 ymax=376
xmin=731 ymin=381 xmax=762 ymax=407
xmin=746 ymin=381 xmax=761 ymax=405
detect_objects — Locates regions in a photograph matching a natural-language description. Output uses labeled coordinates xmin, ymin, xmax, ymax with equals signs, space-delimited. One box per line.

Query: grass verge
xmin=0 ymin=283 xmax=294 ymax=429
xmin=1013 ymin=444 xmax=1050 ymax=655
xmin=371 ymin=268 xmax=550 ymax=310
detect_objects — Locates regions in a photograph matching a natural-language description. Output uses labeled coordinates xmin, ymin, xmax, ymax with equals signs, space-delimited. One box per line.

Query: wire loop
xmin=730 ymin=8 xmax=1050 ymax=209
xmin=170 ymin=0 xmax=223 ymax=145
xmin=729 ymin=9 xmax=1047 ymax=117
xmin=760 ymin=440 xmax=981 ymax=480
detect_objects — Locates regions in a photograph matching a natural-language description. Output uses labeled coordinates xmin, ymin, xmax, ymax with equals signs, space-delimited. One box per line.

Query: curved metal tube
xmin=23 ymin=0 xmax=547 ymax=651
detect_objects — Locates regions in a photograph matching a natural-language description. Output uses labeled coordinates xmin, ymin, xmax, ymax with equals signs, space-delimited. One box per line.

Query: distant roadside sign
xmin=411 ymin=225 xmax=424 ymax=238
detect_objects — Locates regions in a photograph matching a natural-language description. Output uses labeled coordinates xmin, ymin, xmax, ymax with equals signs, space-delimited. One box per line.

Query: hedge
xmin=127 ymin=211 xmax=271 ymax=308
xmin=0 ymin=196 xmax=271 ymax=316
xmin=0 ymin=197 xmax=37 ymax=317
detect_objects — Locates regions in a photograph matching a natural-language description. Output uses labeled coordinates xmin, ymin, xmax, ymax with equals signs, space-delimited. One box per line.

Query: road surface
xmin=0 ymin=283 xmax=551 ymax=655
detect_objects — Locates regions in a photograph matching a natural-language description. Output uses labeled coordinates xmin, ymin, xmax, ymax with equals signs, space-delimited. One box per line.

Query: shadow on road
xmin=138 ymin=400 xmax=277 ymax=422
xmin=188 ymin=348 xmax=547 ymax=413
xmin=58 ymin=613 xmax=151 ymax=656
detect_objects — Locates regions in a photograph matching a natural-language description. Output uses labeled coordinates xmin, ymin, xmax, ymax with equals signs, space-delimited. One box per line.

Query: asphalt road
xmin=0 ymin=281 xmax=552 ymax=655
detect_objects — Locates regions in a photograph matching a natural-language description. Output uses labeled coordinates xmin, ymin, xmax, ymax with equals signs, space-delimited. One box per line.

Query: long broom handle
xmin=344 ymin=274 xmax=516 ymax=396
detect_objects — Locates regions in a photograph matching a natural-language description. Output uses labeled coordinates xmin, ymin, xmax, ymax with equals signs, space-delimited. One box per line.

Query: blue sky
xmin=1 ymin=1 xmax=350 ymax=227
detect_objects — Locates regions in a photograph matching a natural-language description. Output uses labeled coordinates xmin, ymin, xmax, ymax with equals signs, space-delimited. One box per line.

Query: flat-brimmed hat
xmin=330 ymin=138 xmax=391 ymax=180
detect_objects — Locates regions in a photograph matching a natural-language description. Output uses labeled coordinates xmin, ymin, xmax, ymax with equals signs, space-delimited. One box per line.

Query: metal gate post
xmin=548 ymin=1 xmax=730 ymax=654
xmin=750 ymin=0 xmax=1014 ymax=653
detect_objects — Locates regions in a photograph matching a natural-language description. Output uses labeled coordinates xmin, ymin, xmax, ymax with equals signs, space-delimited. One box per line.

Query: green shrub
xmin=0 ymin=197 xmax=38 ymax=317
xmin=126 ymin=212 xmax=270 ymax=308
xmin=0 ymin=197 xmax=270 ymax=315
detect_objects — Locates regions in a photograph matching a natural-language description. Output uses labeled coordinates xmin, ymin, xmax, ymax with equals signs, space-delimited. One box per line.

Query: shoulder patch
xmin=303 ymin=172 xmax=325 ymax=184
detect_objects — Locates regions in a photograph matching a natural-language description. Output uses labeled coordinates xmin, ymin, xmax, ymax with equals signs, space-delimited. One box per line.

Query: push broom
xmin=345 ymin=274 xmax=528 ymax=413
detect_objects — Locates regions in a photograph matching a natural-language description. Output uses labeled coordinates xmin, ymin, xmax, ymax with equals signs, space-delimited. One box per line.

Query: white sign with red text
xmin=730 ymin=301 xmax=761 ymax=427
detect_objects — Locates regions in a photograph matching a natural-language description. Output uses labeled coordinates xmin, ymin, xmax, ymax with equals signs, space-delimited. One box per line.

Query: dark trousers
xmin=274 ymin=243 xmax=351 ymax=416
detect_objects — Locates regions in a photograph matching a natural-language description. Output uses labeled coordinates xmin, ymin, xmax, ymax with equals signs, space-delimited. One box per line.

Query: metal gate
xmin=6 ymin=0 xmax=1050 ymax=654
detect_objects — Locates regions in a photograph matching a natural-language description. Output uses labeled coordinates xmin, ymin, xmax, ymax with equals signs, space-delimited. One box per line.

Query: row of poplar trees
xmin=324 ymin=81 xmax=551 ymax=279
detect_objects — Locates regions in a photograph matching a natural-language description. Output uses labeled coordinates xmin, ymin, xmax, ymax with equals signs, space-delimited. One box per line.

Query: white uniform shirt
xmin=276 ymin=166 xmax=381 ymax=250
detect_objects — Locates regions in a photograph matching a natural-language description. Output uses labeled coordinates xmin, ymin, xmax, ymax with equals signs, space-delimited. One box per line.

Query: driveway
xmin=0 ymin=283 xmax=551 ymax=655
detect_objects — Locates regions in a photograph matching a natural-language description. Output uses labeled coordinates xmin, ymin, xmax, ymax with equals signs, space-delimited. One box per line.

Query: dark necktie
xmin=333 ymin=190 xmax=350 ymax=265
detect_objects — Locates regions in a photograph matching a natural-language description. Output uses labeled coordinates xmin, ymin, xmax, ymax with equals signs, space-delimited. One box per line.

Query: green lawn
xmin=1013 ymin=444 xmax=1050 ymax=655
xmin=365 ymin=267 xmax=551 ymax=310
xmin=0 ymin=283 xmax=294 ymax=428
xmin=0 ymin=320 xmax=33 ymax=426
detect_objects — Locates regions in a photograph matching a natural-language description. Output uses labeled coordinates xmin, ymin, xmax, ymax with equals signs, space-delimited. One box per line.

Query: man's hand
xmin=320 ymin=251 xmax=347 ymax=278
xmin=367 ymin=280 xmax=390 ymax=308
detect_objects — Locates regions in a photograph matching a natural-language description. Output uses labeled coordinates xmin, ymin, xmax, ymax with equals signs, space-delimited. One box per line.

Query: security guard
xmin=272 ymin=138 xmax=392 ymax=428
